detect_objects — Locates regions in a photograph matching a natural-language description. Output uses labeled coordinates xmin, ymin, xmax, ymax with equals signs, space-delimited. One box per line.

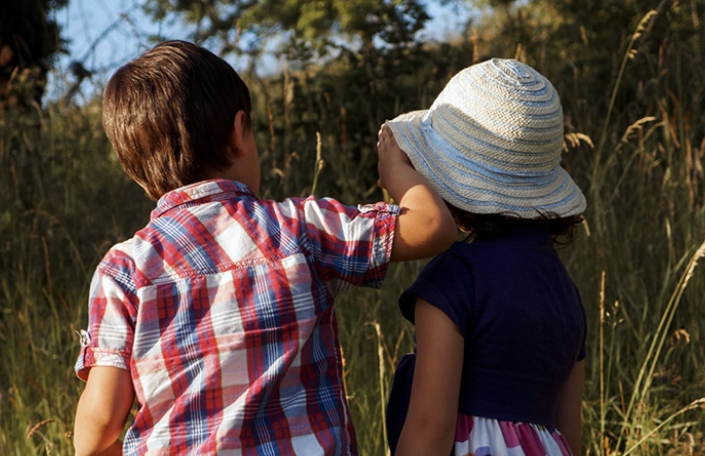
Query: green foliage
xmin=144 ymin=0 xmax=429 ymax=59
xmin=0 ymin=0 xmax=68 ymax=109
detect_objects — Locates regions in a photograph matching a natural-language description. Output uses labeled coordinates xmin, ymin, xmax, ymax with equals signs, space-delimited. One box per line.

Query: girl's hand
xmin=377 ymin=124 xmax=412 ymax=190
xmin=374 ymin=123 xmax=455 ymax=262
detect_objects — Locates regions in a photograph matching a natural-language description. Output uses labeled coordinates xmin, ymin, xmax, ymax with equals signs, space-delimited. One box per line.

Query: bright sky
xmin=49 ymin=0 xmax=472 ymax=102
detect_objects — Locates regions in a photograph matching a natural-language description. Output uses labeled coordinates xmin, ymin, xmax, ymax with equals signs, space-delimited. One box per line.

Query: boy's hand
xmin=377 ymin=124 xmax=412 ymax=190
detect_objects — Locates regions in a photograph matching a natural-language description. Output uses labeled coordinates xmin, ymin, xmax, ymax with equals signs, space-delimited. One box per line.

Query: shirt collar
xmin=151 ymin=179 xmax=255 ymax=219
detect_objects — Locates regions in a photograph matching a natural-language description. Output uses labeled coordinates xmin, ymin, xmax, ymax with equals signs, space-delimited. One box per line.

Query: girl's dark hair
xmin=102 ymin=40 xmax=251 ymax=200
xmin=447 ymin=204 xmax=584 ymax=244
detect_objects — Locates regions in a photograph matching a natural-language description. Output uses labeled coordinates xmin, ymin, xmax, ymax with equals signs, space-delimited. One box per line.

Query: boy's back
xmin=77 ymin=179 xmax=398 ymax=454
xmin=72 ymin=40 xmax=456 ymax=456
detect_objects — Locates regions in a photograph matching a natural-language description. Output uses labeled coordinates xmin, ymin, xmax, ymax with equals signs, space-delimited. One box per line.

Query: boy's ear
xmin=228 ymin=110 xmax=249 ymax=158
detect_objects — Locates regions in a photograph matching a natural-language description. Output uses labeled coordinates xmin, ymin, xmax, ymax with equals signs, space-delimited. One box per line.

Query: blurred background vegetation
xmin=1 ymin=0 xmax=704 ymax=454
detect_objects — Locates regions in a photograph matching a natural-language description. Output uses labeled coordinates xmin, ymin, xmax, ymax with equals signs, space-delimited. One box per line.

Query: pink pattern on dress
xmin=455 ymin=414 xmax=475 ymax=440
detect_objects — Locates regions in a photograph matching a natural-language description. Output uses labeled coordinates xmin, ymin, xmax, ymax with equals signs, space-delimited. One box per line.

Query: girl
xmin=381 ymin=59 xmax=587 ymax=456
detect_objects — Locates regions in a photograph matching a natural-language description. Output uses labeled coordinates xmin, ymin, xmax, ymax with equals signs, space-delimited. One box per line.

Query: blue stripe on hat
xmin=422 ymin=122 xmax=560 ymax=182
xmin=394 ymin=122 xmax=580 ymax=211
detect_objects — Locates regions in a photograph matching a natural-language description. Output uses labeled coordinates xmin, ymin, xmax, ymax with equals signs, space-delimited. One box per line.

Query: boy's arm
xmin=377 ymin=124 xmax=456 ymax=262
xmin=555 ymin=360 xmax=585 ymax=455
xmin=74 ymin=366 xmax=134 ymax=456
xmin=394 ymin=298 xmax=464 ymax=456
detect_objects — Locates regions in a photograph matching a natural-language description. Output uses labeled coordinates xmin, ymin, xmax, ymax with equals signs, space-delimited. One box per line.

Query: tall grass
xmin=1 ymin=3 xmax=704 ymax=455
xmin=0 ymin=102 xmax=153 ymax=455
xmin=568 ymin=7 xmax=705 ymax=454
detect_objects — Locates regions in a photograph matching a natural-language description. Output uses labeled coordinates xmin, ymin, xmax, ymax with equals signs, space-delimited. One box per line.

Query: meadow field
xmin=1 ymin=2 xmax=704 ymax=455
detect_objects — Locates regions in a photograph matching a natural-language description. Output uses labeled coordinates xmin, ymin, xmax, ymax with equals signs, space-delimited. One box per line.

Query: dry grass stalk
xmin=26 ymin=419 xmax=54 ymax=439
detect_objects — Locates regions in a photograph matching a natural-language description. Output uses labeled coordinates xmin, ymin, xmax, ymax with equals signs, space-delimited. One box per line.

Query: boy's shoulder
xmin=93 ymin=236 xmax=150 ymax=290
xmin=94 ymin=182 xmax=399 ymax=288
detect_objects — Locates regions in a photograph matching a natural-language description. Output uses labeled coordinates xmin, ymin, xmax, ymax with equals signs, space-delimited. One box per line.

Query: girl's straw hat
xmin=386 ymin=58 xmax=586 ymax=218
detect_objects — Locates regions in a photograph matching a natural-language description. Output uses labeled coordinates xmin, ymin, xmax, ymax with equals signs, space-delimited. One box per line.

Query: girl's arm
xmin=395 ymin=298 xmax=464 ymax=456
xmin=376 ymin=125 xmax=457 ymax=262
xmin=74 ymin=366 xmax=134 ymax=456
xmin=555 ymin=360 xmax=585 ymax=455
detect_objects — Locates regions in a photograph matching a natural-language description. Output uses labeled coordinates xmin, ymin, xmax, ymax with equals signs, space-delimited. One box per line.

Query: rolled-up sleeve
xmin=298 ymin=197 xmax=399 ymax=296
xmin=75 ymin=261 xmax=136 ymax=381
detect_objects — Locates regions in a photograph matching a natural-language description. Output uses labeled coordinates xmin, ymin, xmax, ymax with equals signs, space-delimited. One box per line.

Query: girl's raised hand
xmin=376 ymin=123 xmax=412 ymax=190
xmin=374 ymin=123 xmax=456 ymax=262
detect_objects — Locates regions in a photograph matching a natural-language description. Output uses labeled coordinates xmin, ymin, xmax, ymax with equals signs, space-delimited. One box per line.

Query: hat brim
xmin=386 ymin=110 xmax=586 ymax=219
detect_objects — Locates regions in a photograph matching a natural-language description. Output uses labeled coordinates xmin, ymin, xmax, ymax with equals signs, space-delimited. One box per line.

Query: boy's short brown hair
xmin=102 ymin=40 xmax=251 ymax=200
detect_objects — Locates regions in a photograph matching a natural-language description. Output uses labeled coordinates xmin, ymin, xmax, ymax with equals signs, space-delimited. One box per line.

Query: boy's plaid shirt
xmin=75 ymin=179 xmax=399 ymax=455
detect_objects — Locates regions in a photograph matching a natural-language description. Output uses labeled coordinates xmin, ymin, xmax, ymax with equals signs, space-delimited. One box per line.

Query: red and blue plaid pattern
xmin=75 ymin=179 xmax=398 ymax=455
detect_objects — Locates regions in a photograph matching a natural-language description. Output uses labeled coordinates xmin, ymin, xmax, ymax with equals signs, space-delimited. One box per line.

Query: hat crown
xmin=427 ymin=59 xmax=564 ymax=171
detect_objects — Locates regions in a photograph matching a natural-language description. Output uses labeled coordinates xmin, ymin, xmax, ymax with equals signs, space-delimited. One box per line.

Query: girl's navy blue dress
xmin=387 ymin=228 xmax=587 ymax=456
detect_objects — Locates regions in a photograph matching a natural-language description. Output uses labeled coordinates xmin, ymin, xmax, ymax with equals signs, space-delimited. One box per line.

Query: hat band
xmin=421 ymin=119 xmax=561 ymax=185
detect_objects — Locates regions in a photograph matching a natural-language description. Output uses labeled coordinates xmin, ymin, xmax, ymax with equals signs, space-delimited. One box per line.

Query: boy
xmin=73 ymin=40 xmax=455 ymax=456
